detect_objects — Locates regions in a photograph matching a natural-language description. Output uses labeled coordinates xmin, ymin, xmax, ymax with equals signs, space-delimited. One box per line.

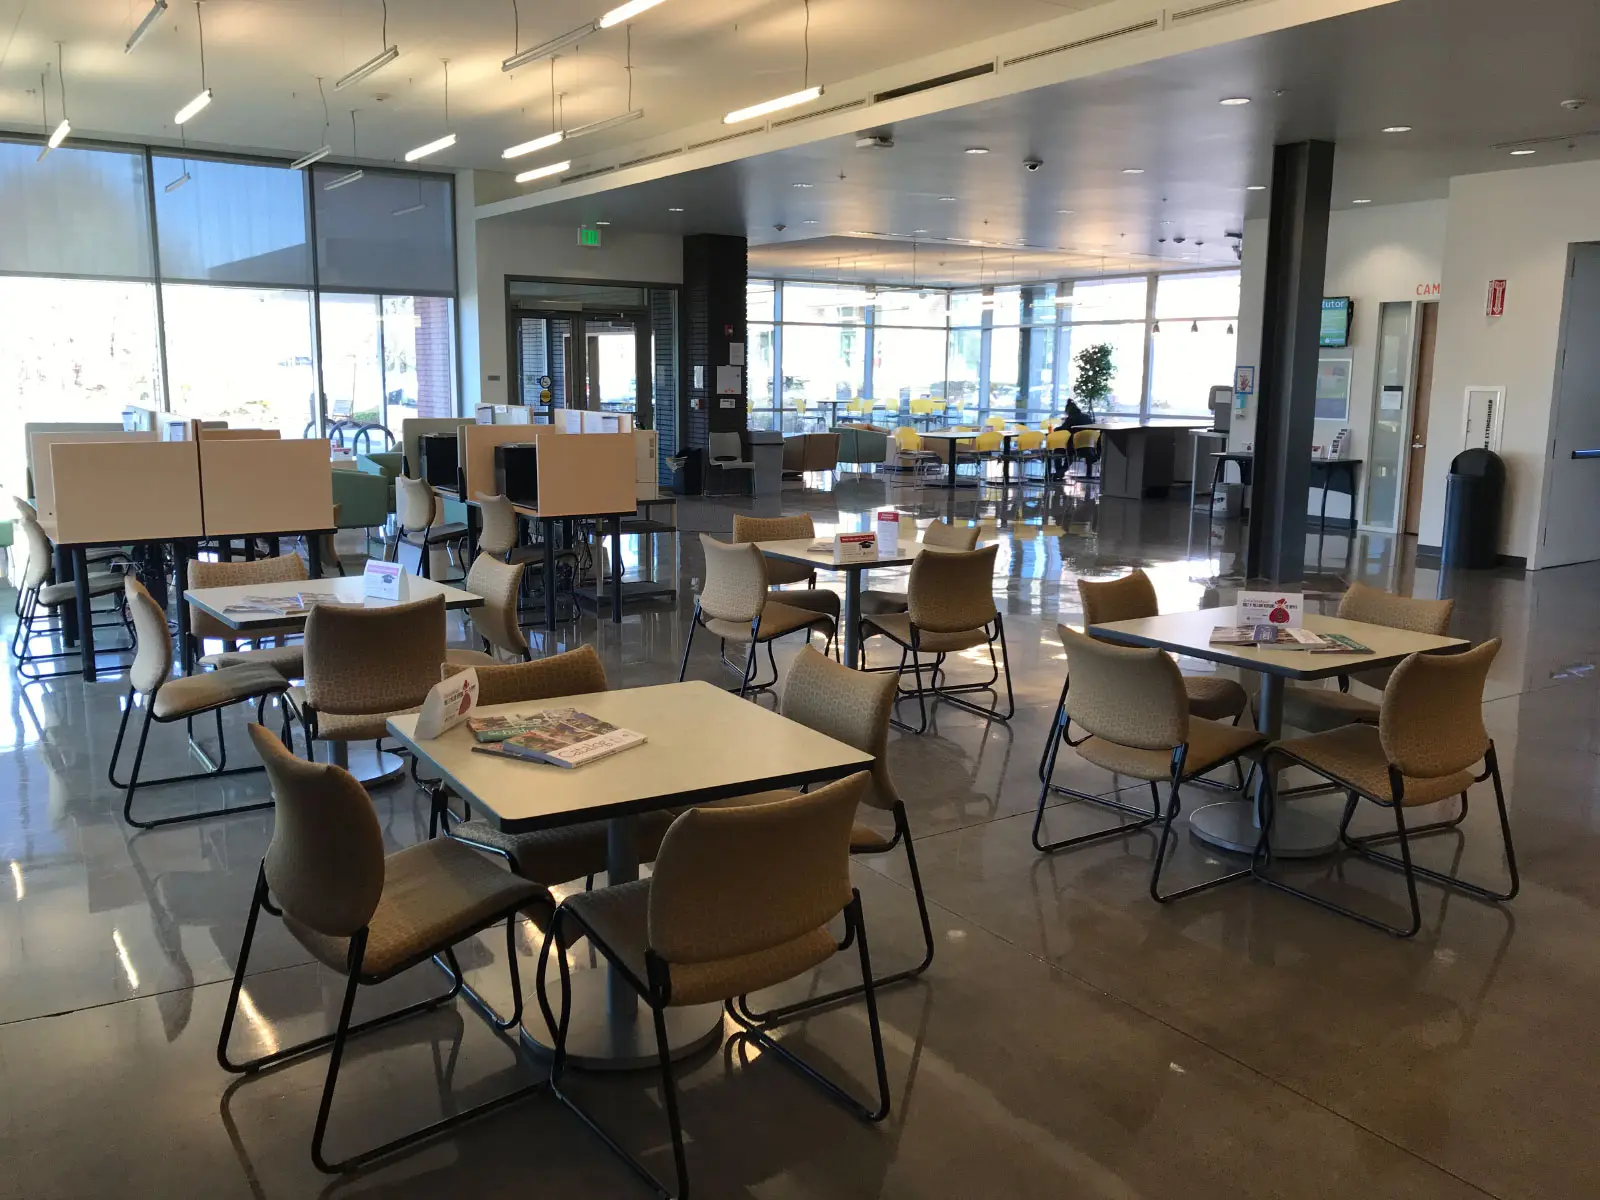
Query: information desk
xmin=1086 ymin=419 xmax=1215 ymax=500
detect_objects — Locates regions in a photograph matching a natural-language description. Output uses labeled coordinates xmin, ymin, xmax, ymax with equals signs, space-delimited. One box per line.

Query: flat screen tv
xmin=1320 ymin=297 xmax=1353 ymax=348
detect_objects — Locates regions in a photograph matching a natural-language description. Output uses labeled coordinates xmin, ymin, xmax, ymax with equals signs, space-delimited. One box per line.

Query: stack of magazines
xmin=1209 ymin=625 xmax=1371 ymax=653
xmin=469 ymin=707 xmax=647 ymax=768
xmin=222 ymin=590 xmax=341 ymax=617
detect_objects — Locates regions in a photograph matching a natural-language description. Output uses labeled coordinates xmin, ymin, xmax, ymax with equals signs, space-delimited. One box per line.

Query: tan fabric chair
xmin=1282 ymin=582 xmax=1455 ymax=733
xmin=110 ymin=578 xmax=291 ymax=829
xmin=11 ymin=512 xmax=131 ymax=679
xmin=860 ymin=543 xmax=1013 ymax=733
xmin=187 ymin=554 xmax=309 ymax=678
xmin=292 ymin=594 xmax=446 ymax=771
xmin=390 ymin=475 xmax=468 ymax=580
xmin=860 ymin=520 xmax=980 ymax=615
xmin=730 ymin=512 xmax=841 ymax=624
xmin=541 ymin=774 xmax=890 ymax=1198
xmin=218 ymin=724 xmax=544 ymax=1174
xmin=446 ymin=553 xmax=531 ymax=667
xmin=679 ymin=534 xmax=837 ymax=697
xmin=1260 ymin=638 xmax=1516 ymax=938
xmin=1035 ymin=627 xmax=1266 ymax=902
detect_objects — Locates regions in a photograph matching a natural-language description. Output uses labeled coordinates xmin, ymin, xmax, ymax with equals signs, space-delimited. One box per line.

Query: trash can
xmin=1441 ymin=448 xmax=1506 ymax=569
xmin=670 ymin=446 xmax=704 ymax=496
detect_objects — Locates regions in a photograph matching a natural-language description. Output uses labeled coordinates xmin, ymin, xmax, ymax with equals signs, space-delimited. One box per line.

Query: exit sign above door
xmin=578 ymin=227 xmax=603 ymax=247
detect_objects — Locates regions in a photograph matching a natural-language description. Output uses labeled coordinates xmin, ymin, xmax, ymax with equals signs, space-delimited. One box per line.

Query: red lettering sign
xmin=1416 ymin=282 xmax=1441 ymax=297
xmin=1487 ymin=279 xmax=1507 ymax=317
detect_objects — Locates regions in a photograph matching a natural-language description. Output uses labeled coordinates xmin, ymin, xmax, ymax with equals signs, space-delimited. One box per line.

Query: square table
xmin=916 ymin=431 xmax=982 ymax=491
xmin=1088 ymin=606 xmax=1467 ymax=858
xmin=183 ymin=573 xmax=483 ymax=635
xmin=388 ymin=680 xmax=873 ymax=1068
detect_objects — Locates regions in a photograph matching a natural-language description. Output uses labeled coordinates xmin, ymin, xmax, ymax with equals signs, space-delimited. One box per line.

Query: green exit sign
xmin=578 ymin=227 xmax=602 ymax=247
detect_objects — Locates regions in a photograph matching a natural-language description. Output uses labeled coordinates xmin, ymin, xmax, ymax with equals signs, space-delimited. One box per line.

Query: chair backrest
xmin=907 ymin=543 xmax=999 ymax=633
xmin=697 ymin=534 xmax=768 ymax=624
xmin=782 ymin=647 xmax=899 ymax=811
xmin=303 ymin=593 xmax=446 ymax=714
xmin=442 ymin=643 xmax=607 ymax=706
xmin=395 ymin=475 xmax=437 ymax=533
xmin=14 ymin=496 xmax=37 ymax=522
xmin=648 ymin=773 xmax=865 ymax=966
xmin=1337 ymin=581 xmax=1454 ymax=690
xmin=1379 ymin=638 xmax=1498 ymax=779
xmin=921 ymin=519 xmax=979 ymax=551
xmin=1058 ymin=624 xmax=1188 ymax=750
xmin=708 ymin=432 xmax=744 ymax=463
xmin=188 ymin=554 xmax=308 ymax=641
xmin=463 ymin=553 xmax=528 ymax=659
xmin=1071 ymin=430 xmax=1100 ymax=451
xmin=894 ymin=426 xmax=920 ymax=451
xmin=1078 ymin=569 xmax=1159 ymax=630
xmin=1046 ymin=430 xmax=1072 ymax=450
xmin=18 ymin=514 xmax=53 ymax=591
xmin=985 ymin=416 xmax=1006 ymax=430
xmin=1016 ymin=430 xmax=1045 ymax=451
xmin=974 ymin=431 xmax=1002 ymax=451
xmin=730 ymin=513 xmax=814 ymax=544
xmin=475 ymin=493 xmax=518 ymax=557
xmin=249 ymin=724 xmax=385 ymax=938
xmin=126 ymin=576 xmax=174 ymax=697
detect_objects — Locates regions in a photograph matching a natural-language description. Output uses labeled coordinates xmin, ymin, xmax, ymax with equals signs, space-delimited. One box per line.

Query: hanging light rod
xmin=290 ymin=145 xmax=332 ymax=169
xmin=392 ymin=201 xmax=426 ymax=216
xmin=724 ymin=86 xmax=822 ymax=125
xmin=502 ymin=109 xmax=642 ymax=159
xmin=405 ymin=132 xmax=456 ymax=162
xmin=503 ymin=130 xmax=564 ymax=159
xmin=175 ymin=88 xmax=211 ymax=124
xmin=324 ymin=168 xmax=364 ymax=190
xmin=567 ymin=108 xmax=643 ymax=138
xmin=126 ymin=0 xmax=168 ymax=53
xmin=335 ymin=45 xmax=398 ymax=90
xmin=515 ymin=159 xmax=570 ymax=184
xmin=165 ymin=170 xmax=191 ymax=192
xmin=502 ymin=0 xmax=667 ymax=71
xmin=598 ymin=0 xmax=668 ymax=27
xmin=46 ymin=119 xmax=70 ymax=150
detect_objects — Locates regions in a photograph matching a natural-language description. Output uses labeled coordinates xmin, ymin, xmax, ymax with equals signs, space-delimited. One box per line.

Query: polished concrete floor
xmin=0 ymin=468 xmax=1587 ymax=1198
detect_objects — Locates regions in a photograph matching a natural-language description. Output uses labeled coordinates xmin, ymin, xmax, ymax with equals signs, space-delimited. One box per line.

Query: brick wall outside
xmin=414 ymin=296 xmax=454 ymax=417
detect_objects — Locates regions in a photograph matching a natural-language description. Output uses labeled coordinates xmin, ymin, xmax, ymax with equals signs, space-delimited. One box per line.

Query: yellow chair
xmin=1015 ymin=430 xmax=1045 ymax=452
xmin=985 ymin=416 xmax=1007 ymax=431
xmin=973 ymin=431 xmax=1003 ymax=452
xmin=1045 ymin=430 xmax=1072 ymax=451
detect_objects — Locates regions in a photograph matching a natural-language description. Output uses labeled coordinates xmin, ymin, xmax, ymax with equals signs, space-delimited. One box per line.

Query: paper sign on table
xmin=1238 ymin=591 xmax=1303 ymax=628
xmin=875 ymin=510 xmax=900 ymax=553
xmin=414 ymin=668 xmax=479 ymax=740
xmin=363 ymin=559 xmax=405 ymax=601
xmin=833 ymin=532 xmax=879 ymax=564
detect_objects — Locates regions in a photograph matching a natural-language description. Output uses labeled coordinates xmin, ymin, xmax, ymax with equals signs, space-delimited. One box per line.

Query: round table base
xmin=521 ymin=969 xmax=726 ymax=1072
xmin=1188 ymin=799 xmax=1340 ymax=859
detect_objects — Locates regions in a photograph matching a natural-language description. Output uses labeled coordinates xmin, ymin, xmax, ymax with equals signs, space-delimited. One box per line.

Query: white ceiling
xmin=491 ymin=0 xmax=1600 ymax=285
xmin=0 ymin=0 xmax=1115 ymax=167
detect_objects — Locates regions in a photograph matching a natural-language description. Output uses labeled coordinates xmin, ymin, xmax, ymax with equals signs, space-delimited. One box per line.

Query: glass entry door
xmin=1362 ymin=301 xmax=1417 ymax=533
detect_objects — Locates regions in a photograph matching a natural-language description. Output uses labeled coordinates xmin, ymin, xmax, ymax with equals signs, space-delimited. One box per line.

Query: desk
xmin=511 ymin=504 xmax=629 ymax=631
xmin=1087 ymin=420 xmax=1214 ymax=500
xmin=917 ymin=430 xmax=981 ymax=491
xmin=388 ymin=681 xmax=872 ymax=1067
xmin=183 ymin=573 xmax=482 ymax=632
xmin=1204 ymin=454 xmax=1365 ymax=569
xmin=1089 ymin=606 xmax=1465 ymax=857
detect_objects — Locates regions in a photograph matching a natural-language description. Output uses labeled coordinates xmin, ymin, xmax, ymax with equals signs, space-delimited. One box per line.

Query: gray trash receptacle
xmin=1441 ymin=448 xmax=1505 ymax=569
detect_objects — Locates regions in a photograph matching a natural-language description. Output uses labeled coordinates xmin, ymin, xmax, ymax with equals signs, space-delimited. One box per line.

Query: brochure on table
xmin=363 ymin=559 xmax=406 ymax=601
xmin=1238 ymin=591 xmax=1303 ymax=628
xmin=875 ymin=511 xmax=901 ymax=554
xmin=414 ymin=668 xmax=478 ymax=740
xmin=833 ymin=532 xmax=879 ymax=564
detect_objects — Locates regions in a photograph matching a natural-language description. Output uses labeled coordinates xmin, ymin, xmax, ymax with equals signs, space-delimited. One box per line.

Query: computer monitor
xmin=417 ymin=432 xmax=460 ymax=491
xmin=495 ymin=443 xmax=540 ymax=507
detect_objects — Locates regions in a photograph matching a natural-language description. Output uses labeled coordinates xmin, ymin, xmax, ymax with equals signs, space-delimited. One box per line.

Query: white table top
xmin=918 ymin=430 xmax=982 ymax=441
xmin=184 ymin=573 xmax=483 ymax=631
xmin=1084 ymin=419 xmax=1215 ymax=433
xmin=388 ymin=680 xmax=874 ymax=832
xmin=754 ymin=535 xmax=968 ymax=573
xmin=1088 ymin=606 xmax=1467 ymax=681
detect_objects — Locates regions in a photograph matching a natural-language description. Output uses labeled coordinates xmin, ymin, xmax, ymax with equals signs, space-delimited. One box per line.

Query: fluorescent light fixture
xmin=723 ymin=85 xmax=823 ymax=125
xmin=335 ymin=45 xmax=399 ymax=90
xmin=1351 ymin=198 xmax=1372 ymax=204
xmin=324 ymin=168 xmax=364 ymax=190
xmin=1056 ymin=208 xmax=1074 ymax=214
xmin=964 ymin=146 xmax=989 ymax=155
xmin=174 ymin=88 xmax=212 ymax=124
xmin=598 ymin=0 xmax=667 ymax=28
xmin=164 ymin=171 xmax=191 ymax=192
xmin=594 ymin=220 xmax=611 ymax=225
xmin=391 ymin=202 xmax=426 ymax=216
xmin=1246 ymin=184 xmax=1267 ymax=191
xmin=10 ymin=861 xmax=22 ymax=902
xmin=46 ymin=119 xmax=70 ymax=149
xmin=126 ymin=0 xmax=168 ymax=52
xmin=404 ymin=132 xmax=456 ymax=162
xmin=502 ymin=25 xmax=595 ymax=72
xmin=289 ymin=145 xmax=332 ymax=170
xmin=515 ymin=159 xmax=571 ymax=184
xmin=1382 ymin=125 xmax=1413 ymax=133
xmin=503 ymin=130 xmax=564 ymax=159
xmin=1122 ymin=167 xmax=1144 ymax=174
xmin=1219 ymin=96 xmax=1251 ymax=106
xmin=1511 ymin=148 xmax=1537 ymax=156
xmin=565 ymin=109 xmax=644 ymax=138
xmin=668 ymin=206 xmax=684 ymax=212
xmin=938 ymin=195 xmax=957 ymax=202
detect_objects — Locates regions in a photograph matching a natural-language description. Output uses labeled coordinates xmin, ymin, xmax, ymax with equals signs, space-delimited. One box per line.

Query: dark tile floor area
xmin=0 ymin=469 xmax=1588 ymax=1198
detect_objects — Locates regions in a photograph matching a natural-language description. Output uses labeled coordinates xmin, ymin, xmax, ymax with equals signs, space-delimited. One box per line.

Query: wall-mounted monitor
xmin=1320 ymin=297 xmax=1353 ymax=348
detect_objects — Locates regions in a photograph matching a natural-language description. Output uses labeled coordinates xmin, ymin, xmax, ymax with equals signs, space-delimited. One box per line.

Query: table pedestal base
xmin=521 ymin=968 xmax=725 ymax=1071
xmin=1188 ymin=799 xmax=1339 ymax=859
xmin=327 ymin=743 xmax=406 ymax=789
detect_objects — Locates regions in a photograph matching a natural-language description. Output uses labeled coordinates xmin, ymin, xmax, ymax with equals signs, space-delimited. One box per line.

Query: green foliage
xmin=1072 ymin=343 xmax=1116 ymax=415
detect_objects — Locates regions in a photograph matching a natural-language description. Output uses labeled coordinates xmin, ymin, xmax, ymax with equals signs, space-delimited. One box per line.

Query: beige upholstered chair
xmin=1260 ymin=638 xmax=1516 ymax=938
xmin=1036 ymin=627 xmax=1266 ymax=902
xmin=218 ymin=724 xmax=544 ymax=1174
xmin=541 ymin=774 xmax=890 ymax=1198
xmin=446 ymin=554 xmax=531 ymax=667
xmin=111 ymin=578 xmax=291 ymax=829
xmin=11 ymin=513 xmax=131 ymax=679
xmin=292 ymin=594 xmax=446 ymax=776
xmin=187 ymin=554 xmax=309 ymax=678
xmin=390 ymin=475 xmax=467 ymax=580
xmin=1282 ymin=582 xmax=1455 ymax=733
xmin=730 ymin=512 xmax=842 ymax=624
xmin=860 ymin=520 xmax=980 ymax=615
xmin=679 ymin=534 xmax=837 ymax=697
xmin=860 ymin=543 xmax=1012 ymax=733
xmin=476 ymin=493 xmax=519 ymax=559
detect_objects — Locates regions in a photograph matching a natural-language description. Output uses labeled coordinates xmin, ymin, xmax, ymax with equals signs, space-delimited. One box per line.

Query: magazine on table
xmin=1210 ymin=625 xmax=1371 ymax=653
xmin=221 ymin=590 xmax=341 ymax=618
xmin=471 ymin=707 xmax=646 ymax=768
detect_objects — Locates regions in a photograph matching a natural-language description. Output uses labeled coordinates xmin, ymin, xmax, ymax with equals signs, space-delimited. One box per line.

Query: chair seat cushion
xmin=1077 ymin=718 xmax=1265 ymax=783
xmin=858 ymin=588 xmax=909 ymax=616
xmin=38 ymin=573 xmax=123 ymax=606
xmin=444 ymin=648 xmax=503 ymax=668
xmin=762 ymin=557 xmax=814 ymax=587
xmin=450 ymin=812 xmax=674 ymax=885
xmin=1282 ymin=684 xmax=1379 ymax=733
xmin=402 ymin=523 xmax=468 ymax=546
xmin=705 ymin=600 xmax=834 ymax=644
xmin=564 ymin=878 xmax=838 ymax=1008
xmin=153 ymin=663 xmax=288 ymax=719
xmin=288 ymin=685 xmax=418 ymax=741
xmin=200 ymin=642 xmax=304 ymax=679
xmin=1183 ymin=675 xmax=1250 ymax=722
xmin=768 ymin=588 xmax=840 ymax=622
xmin=1274 ymin=724 xmax=1477 ymax=807
xmin=284 ymin=838 xmax=543 ymax=981
xmin=863 ymin=612 xmax=990 ymax=653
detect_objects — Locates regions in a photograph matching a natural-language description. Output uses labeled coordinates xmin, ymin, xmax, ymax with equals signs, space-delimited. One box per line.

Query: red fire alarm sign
xmin=1487 ymin=279 xmax=1507 ymax=317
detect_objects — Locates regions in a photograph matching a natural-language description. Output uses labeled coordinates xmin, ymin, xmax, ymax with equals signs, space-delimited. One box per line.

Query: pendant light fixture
xmin=515 ymin=159 xmax=571 ymax=184
xmin=174 ymin=3 xmax=211 ymax=125
xmin=392 ymin=178 xmax=427 ymax=217
xmin=166 ymin=125 xmax=192 ymax=191
xmin=37 ymin=46 xmax=70 ymax=161
xmin=335 ymin=0 xmax=399 ymax=90
xmin=725 ymin=0 xmax=822 ymax=124
xmin=405 ymin=59 xmax=456 ymax=161
xmin=1191 ymin=320 xmax=1199 ymax=333
xmin=325 ymin=111 xmax=364 ymax=190
xmin=291 ymin=78 xmax=334 ymax=169
xmin=126 ymin=0 xmax=168 ymax=53
xmin=503 ymin=0 xmax=670 ymax=72
xmin=503 ymin=28 xmax=643 ymax=159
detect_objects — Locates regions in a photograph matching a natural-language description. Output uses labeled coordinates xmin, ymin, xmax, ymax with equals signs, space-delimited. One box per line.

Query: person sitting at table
xmin=1050 ymin=400 xmax=1092 ymax=478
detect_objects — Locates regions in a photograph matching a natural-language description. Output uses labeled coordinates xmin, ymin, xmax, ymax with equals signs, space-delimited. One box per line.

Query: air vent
xmin=562 ymin=165 xmax=617 ymax=184
xmin=686 ymin=126 xmax=765 ymax=152
xmin=617 ymin=147 xmax=684 ymax=170
xmin=1490 ymin=129 xmax=1600 ymax=150
xmin=872 ymin=62 xmax=995 ymax=104
xmin=1002 ymin=19 xmax=1160 ymax=67
xmin=771 ymin=97 xmax=868 ymax=129
xmin=1170 ymin=0 xmax=1258 ymax=22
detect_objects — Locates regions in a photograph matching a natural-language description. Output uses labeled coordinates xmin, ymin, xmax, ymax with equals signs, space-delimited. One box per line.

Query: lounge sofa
xmin=831 ymin=424 xmax=892 ymax=467
xmin=782 ymin=432 xmax=841 ymax=478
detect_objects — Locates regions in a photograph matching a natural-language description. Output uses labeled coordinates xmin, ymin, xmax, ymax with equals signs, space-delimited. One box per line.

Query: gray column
xmin=1246 ymin=140 xmax=1335 ymax=582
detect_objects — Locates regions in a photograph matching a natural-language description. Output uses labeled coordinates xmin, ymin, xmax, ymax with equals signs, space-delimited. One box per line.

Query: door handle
xmin=1410 ymin=442 xmax=1425 ymax=450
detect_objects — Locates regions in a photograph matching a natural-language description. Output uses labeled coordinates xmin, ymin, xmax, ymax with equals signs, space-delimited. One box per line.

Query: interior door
xmin=1402 ymin=301 xmax=1438 ymax=535
xmin=1542 ymin=244 xmax=1600 ymax=567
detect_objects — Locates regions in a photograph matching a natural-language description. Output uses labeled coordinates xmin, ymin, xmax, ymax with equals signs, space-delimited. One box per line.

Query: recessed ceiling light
xmin=911 ymin=228 xmax=928 ymax=234
xmin=1246 ymin=184 xmax=1267 ymax=191
xmin=938 ymin=195 xmax=957 ymax=201
xmin=1382 ymin=125 xmax=1413 ymax=133
xmin=802 ymin=219 xmax=819 ymax=224
xmin=1511 ymin=148 xmax=1537 ymax=156
xmin=668 ymin=206 xmax=684 ymax=212
xmin=1351 ymin=198 xmax=1372 ymax=204
xmin=1123 ymin=168 xmax=1145 ymax=174
xmin=594 ymin=220 xmax=611 ymax=225
xmin=792 ymin=182 xmax=813 ymax=188
xmin=1219 ymin=97 xmax=1251 ymax=106
xmin=964 ymin=147 xmax=990 ymax=155
xmin=1056 ymin=208 xmax=1074 ymax=214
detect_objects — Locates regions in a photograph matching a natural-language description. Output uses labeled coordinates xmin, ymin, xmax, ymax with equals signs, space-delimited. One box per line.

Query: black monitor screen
xmin=1320 ymin=297 xmax=1353 ymax=348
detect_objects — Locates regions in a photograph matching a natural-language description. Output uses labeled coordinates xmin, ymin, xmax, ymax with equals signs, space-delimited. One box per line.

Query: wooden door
xmin=1402 ymin=301 xmax=1438 ymax=536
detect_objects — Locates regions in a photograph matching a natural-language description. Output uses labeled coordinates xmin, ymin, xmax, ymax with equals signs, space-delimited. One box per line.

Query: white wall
xmin=1422 ymin=159 xmax=1600 ymax=566
xmin=466 ymin=212 xmax=682 ymax=406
